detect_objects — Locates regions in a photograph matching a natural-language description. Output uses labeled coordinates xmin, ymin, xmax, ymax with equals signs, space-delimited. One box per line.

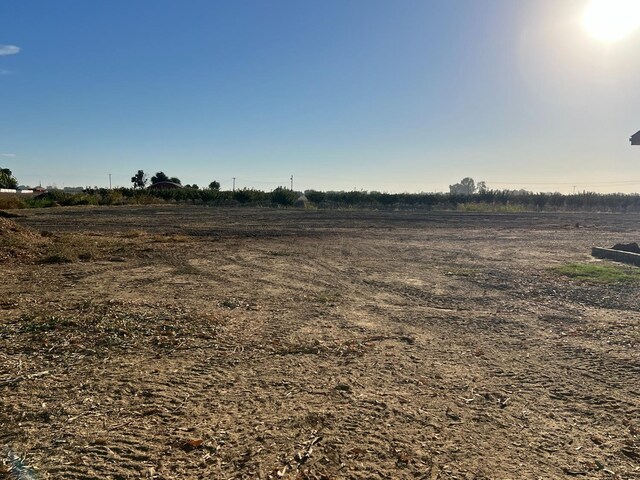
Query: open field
xmin=1 ymin=206 xmax=639 ymax=479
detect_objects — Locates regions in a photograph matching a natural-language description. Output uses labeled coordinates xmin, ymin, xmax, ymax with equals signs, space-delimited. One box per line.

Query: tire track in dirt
xmin=320 ymin=233 xmax=640 ymax=477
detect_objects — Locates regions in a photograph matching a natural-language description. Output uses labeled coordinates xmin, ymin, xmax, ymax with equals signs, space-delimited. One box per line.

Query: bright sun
xmin=582 ymin=0 xmax=640 ymax=43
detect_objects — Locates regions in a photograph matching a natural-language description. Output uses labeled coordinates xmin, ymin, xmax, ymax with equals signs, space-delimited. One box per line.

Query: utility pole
xmin=290 ymin=175 xmax=294 ymax=191
xmin=232 ymin=177 xmax=236 ymax=192
xmin=572 ymin=185 xmax=576 ymax=194
xmin=109 ymin=173 xmax=112 ymax=190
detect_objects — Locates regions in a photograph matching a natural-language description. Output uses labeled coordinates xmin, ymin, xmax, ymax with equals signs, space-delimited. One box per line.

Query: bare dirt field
xmin=1 ymin=206 xmax=639 ymax=479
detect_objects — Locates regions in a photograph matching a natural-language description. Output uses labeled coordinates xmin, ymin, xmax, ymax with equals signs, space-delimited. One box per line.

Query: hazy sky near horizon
xmin=2 ymin=0 xmax=640 ymax=193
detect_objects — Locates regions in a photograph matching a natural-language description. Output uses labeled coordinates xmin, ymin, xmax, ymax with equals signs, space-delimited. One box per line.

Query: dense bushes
xmin=270 ymin=187 xmax=298 ymax=206
xmin=3 ymin=187 xmax=640 ymax=212
xmin=304 ymin=190 xmax=640 ymax=212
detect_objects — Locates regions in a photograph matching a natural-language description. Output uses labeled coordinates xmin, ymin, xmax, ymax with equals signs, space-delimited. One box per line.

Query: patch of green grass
xmin=553 ymin=263 xmax=640 ymax=283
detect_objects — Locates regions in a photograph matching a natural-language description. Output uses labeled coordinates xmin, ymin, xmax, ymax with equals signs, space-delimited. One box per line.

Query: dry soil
xmin=0 ymin=206 xmax=639 ymax=479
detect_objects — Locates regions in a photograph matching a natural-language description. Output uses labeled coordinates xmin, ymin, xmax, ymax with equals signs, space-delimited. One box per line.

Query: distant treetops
xmin=0 ymin=168 xmax=18 ymax=189
xmin=449 ymin=177 xmax=487 ymax=196
xmin=131 ymin=170 xmax=219 ymax=190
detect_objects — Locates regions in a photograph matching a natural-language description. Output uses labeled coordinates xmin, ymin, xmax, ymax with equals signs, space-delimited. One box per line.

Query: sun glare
xmin=582 ymin=0 xmax=640 ymax=43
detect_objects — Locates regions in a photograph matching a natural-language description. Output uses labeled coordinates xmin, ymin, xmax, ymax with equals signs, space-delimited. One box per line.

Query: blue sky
xmin=2 ymin=0 xmax=640 ymax=193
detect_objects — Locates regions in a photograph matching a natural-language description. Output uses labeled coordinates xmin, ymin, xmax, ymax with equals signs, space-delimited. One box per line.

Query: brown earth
xmin=0 ymin=206 xmax=639 ymax=479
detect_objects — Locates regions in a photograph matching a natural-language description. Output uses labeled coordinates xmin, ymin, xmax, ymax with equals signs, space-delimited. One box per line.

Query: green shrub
xmin=270 ymin=187 xmax=297 ymax=206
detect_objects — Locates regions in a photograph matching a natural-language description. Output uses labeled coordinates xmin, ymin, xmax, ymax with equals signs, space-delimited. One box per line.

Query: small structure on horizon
xmin=149 ymin=181 xmax=182 ymax=190
xmin=631 ymin=130 xmax=640 ymax=145
xmin=294 ymin=194 xmax=310 ymax=208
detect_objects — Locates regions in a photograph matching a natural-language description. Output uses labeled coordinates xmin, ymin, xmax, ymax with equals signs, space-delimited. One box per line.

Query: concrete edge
xmin=591 ymin=247 xmax=640 ymax=267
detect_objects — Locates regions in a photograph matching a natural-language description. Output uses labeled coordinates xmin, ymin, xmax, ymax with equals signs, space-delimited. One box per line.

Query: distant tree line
xmin=4 ymin=169 xmax=640 ymax=212
xmin=302 ymin=189 xmax=640 ymax=212
xmin=29 ymin=186 xmax=634 ymax=212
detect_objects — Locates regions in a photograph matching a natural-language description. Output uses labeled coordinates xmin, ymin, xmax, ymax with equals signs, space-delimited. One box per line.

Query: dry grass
xmin=0 ymin=195 xmax=26 ymax=210
xmin=0 ymin=217 xmax=50 ymax=261
xmin=121 ymin=229 xmax=147 ymax=238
